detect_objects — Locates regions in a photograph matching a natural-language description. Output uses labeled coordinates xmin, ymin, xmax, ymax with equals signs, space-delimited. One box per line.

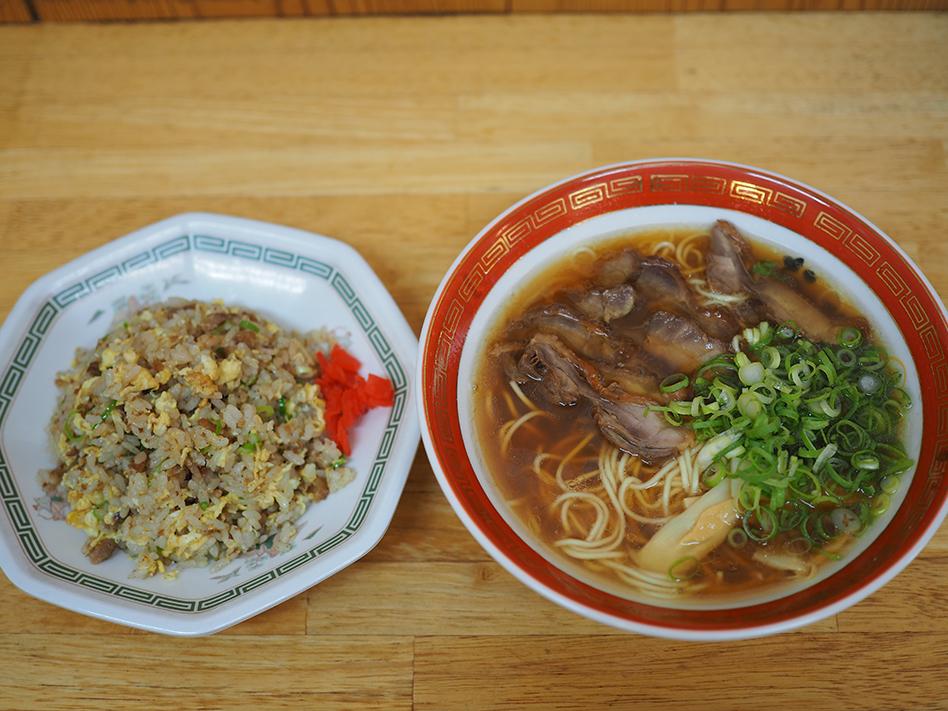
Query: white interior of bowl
xmin=457 ymin=204 xmax=922 ymax=610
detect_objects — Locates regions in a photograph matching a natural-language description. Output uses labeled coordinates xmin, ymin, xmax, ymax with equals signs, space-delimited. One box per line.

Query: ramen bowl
xmin=417 ymin=159 xmax=948 ymax=641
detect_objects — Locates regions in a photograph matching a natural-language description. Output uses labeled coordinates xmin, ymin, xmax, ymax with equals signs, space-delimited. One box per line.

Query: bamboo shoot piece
xmin=637 ymin=480 xmax=739 ymax=574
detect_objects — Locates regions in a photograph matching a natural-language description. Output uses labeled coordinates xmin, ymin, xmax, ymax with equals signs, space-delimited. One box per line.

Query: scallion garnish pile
xmin=651 ymin=321 xmax=913 ymax=552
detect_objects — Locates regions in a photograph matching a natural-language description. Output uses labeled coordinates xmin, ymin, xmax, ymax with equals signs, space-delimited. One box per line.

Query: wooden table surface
xmin=1 ymin=13 xmax=947 ymax=710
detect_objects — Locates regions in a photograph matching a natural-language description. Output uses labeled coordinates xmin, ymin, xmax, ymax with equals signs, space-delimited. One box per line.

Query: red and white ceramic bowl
xmin=417 ymin=159 xmax=948 ymax=641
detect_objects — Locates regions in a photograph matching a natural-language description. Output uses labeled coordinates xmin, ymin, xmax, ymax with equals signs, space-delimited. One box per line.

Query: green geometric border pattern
xmin=0 ymin=234 xmax=407 ymax=613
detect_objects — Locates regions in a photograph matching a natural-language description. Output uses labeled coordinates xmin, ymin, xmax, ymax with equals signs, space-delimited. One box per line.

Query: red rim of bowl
xmin=418 ymin=159 xmax=948 ymax=639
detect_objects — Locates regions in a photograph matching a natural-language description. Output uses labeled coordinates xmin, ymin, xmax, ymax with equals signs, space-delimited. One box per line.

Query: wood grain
xmin=34 ymin=0 xmax=198 ymax=20
xmin=15 ymin=0 xmax=948 ymax=20
xmin=1 ymin=634 xmax=413 ymax=709
xmin=414 ymin=632 xmax=948 ymax=710
xmin=190 ymin=0 xmax=316 ymax=17
xmin=0 ymin=0 xmax=31 ymax=21
xmin=31 ymin=0 xmax=331 ymax=20
xmin=512 ymin=0 xmax=948 ymax=10
xmin=333 ymin=0 xmax=507 ymax=13
xmin=0 ymin=13 xmax=946 ymax=710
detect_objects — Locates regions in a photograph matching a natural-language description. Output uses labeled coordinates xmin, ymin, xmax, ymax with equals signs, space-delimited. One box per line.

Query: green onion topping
xmin=660 ymin=373 xmax=689 ymax=393
xmin=95 ymin=400 xmax=118 ymax=428
xmin=838 ymin=326 xmax=863 ymax=348
xmin=676 ymin=321 xmax=912 ymax=548
xmin=64 ymin=411 xmax=82 ymax=441
xmin=238 ymin=431 xmax=260 ymax=454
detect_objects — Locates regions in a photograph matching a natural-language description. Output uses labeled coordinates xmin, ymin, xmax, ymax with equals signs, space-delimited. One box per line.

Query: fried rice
xmin=41 ymin=299 xmax=355 ymax=577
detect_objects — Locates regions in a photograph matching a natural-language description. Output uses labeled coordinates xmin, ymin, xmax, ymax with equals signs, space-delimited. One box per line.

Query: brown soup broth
xmin=474 ymin=227 xmax=873 ymax=598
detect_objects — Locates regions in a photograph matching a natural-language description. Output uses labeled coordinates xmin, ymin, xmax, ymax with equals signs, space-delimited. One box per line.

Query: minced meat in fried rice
xmin=42 ymin=299 xmax=356 ymax=577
